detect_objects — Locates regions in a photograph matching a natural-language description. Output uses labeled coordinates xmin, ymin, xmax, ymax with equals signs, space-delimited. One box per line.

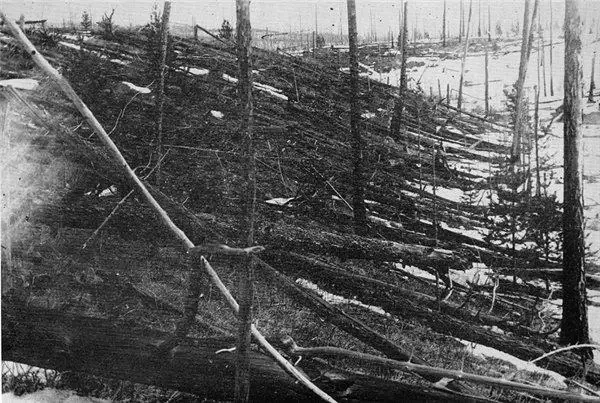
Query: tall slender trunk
xmin=155 ymin=1 xmax=171 ymax=184
xmin=550 ymin=0 xmax=555 ymax=96
xmin=588 ymin=52 xmax=596 ymax=102
xmin=561 ymin=0 xmax=591 ymax=364
xmin=442 ymin=0 xmax=447 ymax=47
xmin=488 ymin=0 xmax=492 ymax=41
xmin=0 ymin=91 xmax=12 ymax=294
xmin=478 ymin=0 xmax=482 ymax=37
xmin=347 ymin=0 xmax=367 ymax=235
xmin=540 ymin=15 xmax=548 ymax=97
xmin=391 ymin=1 xmax=408 ymax=136
xmin=234 ymin=0 xmax=256 ymax=401
xmin=485 ymin=48 xmax=489 ymax=115
xmin=457 ymin=0 xmax=473 ymax=110
xmin=459 ymin=0 xmax=464 ymax=43
xmin=534 ymin=85 xmax=541 ymax=196
xmin=511 ymin=0 xmax=538 ymax=162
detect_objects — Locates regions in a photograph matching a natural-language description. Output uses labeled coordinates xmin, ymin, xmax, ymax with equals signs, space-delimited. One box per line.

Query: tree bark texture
xmin=560 ymin=0 xmax=591 ymax=362
xmin=235 ymin=0 xmax=256 ymax=400
xmin=346 ymin=0 xmax=367 ymax=235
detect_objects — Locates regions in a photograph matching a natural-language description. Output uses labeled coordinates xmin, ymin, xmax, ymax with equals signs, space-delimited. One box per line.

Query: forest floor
xmin=2 ymin=24 xmax=600 ymax=402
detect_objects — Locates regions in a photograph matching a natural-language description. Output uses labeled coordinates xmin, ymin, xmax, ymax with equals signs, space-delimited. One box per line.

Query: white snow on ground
xmin=450 ymin=264 xmax=494 ymax=288
xmin=457 ymin=339 xmax=567 ymax=386
xmin=253 ymin=82 xmax=289 ymax=101
xmin=361 ymin=112 xmax=376 ymax=119
xmin=265 ymin=197 xmax=293 ymax=206
xmin=98 ymin=185 xmax=117 ymax=197
xmin=221 ymin=74 xmax=288 ymax=100
xmin=210 ymin=110 xmax=224 ymax=119
xmin=396 ymin=264 xmax=440 ymax=283
xmin=187 ymin=67 xmax=209 ymax=76
xmin=0 ymin=79 xmax=39 ymax=91
xmin=120 ymin=81 xmax=151 ymax=94
xmin=369 ymin=215 xmax=403 ymax=229
xmin=296 ymin=278 xmax=389 ymax=317
xmin=222 ymin=73 xmax=238 ymax=83
xmin=109 ymin=59 xmax=128 ymax=66
xmin=58 ymin=41 xmax=81 ymax=51
xmin=2 ymin=389 xmax=110 ymax=403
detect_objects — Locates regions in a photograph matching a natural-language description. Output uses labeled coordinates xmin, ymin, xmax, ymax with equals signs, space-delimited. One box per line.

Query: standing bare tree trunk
xmin=155 ymin=1 xmax=171 ymax=184
xmin=588 ymin=52 xmax=596 ymax=102
xmin=561 ymin=0 xmax=592 ymax=366
xmin=540 ymin=16 xmax=548 ymax=97
xmin=510 ymin=0 xmax=539 ymax=162
xmin=485 ymin=48 xmax=489 ymax=115
xmin=458 ymin=0 xmax=465 ymax=43
xmin=457 ymin=0 xmax=473 ymax=110
xmin=488 ymin=0 xmax=492 ymax=41
xmin=478 ymin=0 xmax=482 ymax=37
xmin=234 ymin=0 xmax=256 ymax=401
xmin=442 ymin=0 xmax=447 ymax=47
xmin=391 ymin=1 xmax=408 ymax=136
xmin=0 ymin=91 xmax=11 ymax=294
xmin=550 ymin=0 xmax=555 ymax=96
xmin=347 ymin=0 xmax=367 ymax=235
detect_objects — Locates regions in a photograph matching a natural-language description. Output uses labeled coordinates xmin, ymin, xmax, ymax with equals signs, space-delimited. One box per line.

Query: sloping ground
xmin=2 ymin=27 xmax=599 ymax=401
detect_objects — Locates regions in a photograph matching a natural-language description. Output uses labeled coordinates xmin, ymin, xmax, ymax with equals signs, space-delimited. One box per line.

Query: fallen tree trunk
xmin=264 ymin=223 xmax=469 ymax=272
xmin=266 ymin=253 xmax=600 ymax=386
xmin=1 ymin=301 xmax=470 ymax=402
xmin=268 ymin=251 xmax=528 ymax=334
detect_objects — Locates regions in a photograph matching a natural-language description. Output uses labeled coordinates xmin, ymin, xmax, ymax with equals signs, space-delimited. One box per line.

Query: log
xmin=268 ymin=252 xmax=529 ymax=335
xmin=266 ymin=253 xmax=600 ymax=387
xmin=1 ymin=301 xmax=472 ymax=402
xmin=264 ymin=223 xmax=469 ymax=272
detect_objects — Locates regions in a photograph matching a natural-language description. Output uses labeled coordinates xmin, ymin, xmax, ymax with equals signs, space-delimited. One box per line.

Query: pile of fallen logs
xmin=3 ymin=20 xmax=599 ymax=403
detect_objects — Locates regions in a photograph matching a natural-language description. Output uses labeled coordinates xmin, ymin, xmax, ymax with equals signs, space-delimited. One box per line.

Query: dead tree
xmin=561 ymin=0 xmax=592 ymax=364
xmin=510 ymin=0 xmax=539 ymax=163
xmin=391 ymin=1 xmax=408 ymax=136
xmin=478 ymin=0 xmax=482 ymax=37
xmin=485 ymin=48 xmax=489 ymax=115
xmin=235 ymin=0 xmax=256 ymax=401
xmin=458 ymin=0 xmax=465 ymax=43
xmin=155 ymin=1 xmax=171 ymax=184
xmin=442 ymin=0 xmax=447 ymax=47
xmin=487 ymin=0 xmax=492 ymax=41
xmin=550 ymin=0 xmax=555 ymax=96
xmin=457 ymin=0 xmax=473 ymax=110
xmin=588 ymin=52 xmax=596 ymax=102
xmin=347 ymin=0 xmax=367 ymax=235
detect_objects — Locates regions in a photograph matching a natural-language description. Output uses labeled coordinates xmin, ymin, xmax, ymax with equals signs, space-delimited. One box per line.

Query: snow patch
xmin=110 ymin=59 xmax=129 ymax=66
xmin=0 ymin=79 xmax=39 ymax=91
xmin=361 ymin=112 xmax=376 ymax=119
xmin=121 ymin=81 xmax=151 ymax=94
xmin=210 ymin=110 xmax=224 ymax=119
xmin=253 ymin=82 xmax=288 ymax=101
xmin=188 ymin=67 xmax=210 ymax=76
xmin=98 ymin=185 xmax=117 ymax=197
xmin=2 ymin=389 xmax=110 ymax=403
xmin=265 ymin=197 xmax=293 ymax=206
xmin=296 ymin=278 xmax=389 ymax=317
xmin=222 ymin=73 xmax=238 ymax=83
xmin=58 ymin=41 xmax=81 ymax=51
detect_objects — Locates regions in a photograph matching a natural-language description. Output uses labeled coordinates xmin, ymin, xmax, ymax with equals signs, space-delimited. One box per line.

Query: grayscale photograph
xmin=1 ymin=0 xmax=600 ymax=401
